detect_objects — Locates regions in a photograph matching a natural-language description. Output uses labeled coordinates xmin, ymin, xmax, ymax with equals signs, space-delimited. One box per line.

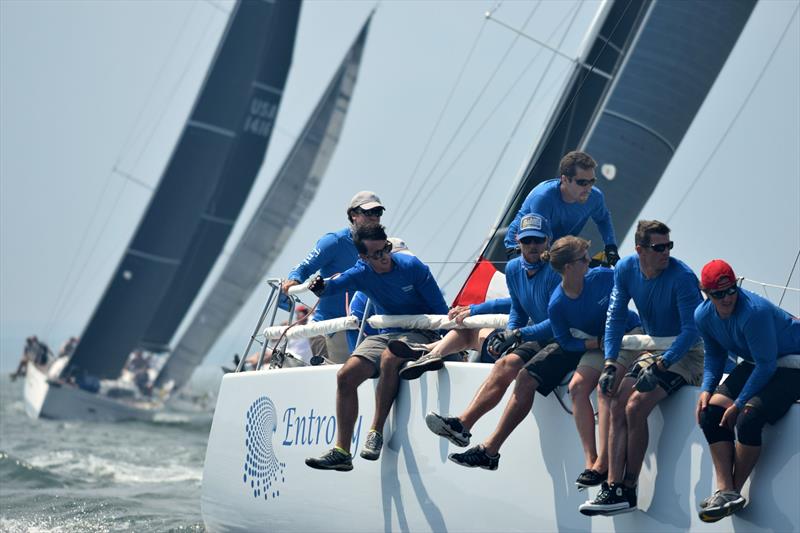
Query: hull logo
xmin=243 ymin=396 xmax=286 ymax=500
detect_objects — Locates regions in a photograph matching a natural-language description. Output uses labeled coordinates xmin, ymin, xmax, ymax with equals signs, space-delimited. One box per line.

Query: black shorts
xmin=626 ymin=361 xmax=686 ymax=396
xmin=513 ymin=342 xmax=584 ymax=397
xmin=716 ymin=361 xmax=800 ymax=424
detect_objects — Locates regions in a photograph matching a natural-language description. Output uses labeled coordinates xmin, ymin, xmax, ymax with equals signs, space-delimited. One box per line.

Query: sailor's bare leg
xmin=570 ymin=366 xmax=600 ymax=469
xmin=483 ymin=369 xmax=538 ymax=455
xmin=623 ymin=386 xmax=667 ymax=486
xmin=370 ymin=349 xmax=407 ymax=433
xmin=608 ymin=377 xmax=635 ymax=483
xmin=733 ymin=441 xmax=761 ymax=492
xmin=427 ymin=329 xmax=480 ymax=356
xmin=335 ymin=356 xmax=375 ymax=453
xmin=458 ymin=353 xmax=526 ymax=431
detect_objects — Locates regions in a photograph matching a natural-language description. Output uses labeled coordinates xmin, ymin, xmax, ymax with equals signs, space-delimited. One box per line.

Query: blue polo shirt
xmin=505 ymin=258 xmax=561 ymax=342
xmin=604 ymin=255 xmax=702 ymax=365
xmin=504 ymin=179 xmax=616 ymax=249
xmin=696 ymin=288 xmax=800 ymax=409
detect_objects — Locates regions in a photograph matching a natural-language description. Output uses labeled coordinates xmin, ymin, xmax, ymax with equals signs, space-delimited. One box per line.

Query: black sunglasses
xmin=646 ymin=241 xmax=674 ymax=253
xmin=520 ymin=236 xmax=547 ymax=245
xmin=707 ymin=286 xmax=738 ymax=299
xmin=356 ymin=207 xmax=384 ymax=217
xmin=364 ymin=241 xmax=392 ymax=260
xmin=570 ymin=176 xmax=597 ymax=187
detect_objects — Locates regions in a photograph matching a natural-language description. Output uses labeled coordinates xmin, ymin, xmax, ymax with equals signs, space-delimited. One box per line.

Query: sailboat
xmin=24 ymin=0 xmax=308 ymax=422
xmin=200 ymin=0 xmax=799 ymax=531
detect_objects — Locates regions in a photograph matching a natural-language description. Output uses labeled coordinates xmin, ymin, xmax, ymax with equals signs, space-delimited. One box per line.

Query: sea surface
xmin=0 ymin=370 xmax=221 ymax=532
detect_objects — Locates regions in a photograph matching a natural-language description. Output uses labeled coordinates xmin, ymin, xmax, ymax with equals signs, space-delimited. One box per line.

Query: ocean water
xmin=0 ymin=373 xmax=218 ymax=532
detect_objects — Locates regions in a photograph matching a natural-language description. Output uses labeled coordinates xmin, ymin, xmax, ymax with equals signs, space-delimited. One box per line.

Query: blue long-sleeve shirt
xmin=470 ymin=298 xmax=512 ymax=315
xmin=505 ymin=258 xmax=561 ymax=342
xmin=287 ymin=227 xmax=359 ymax=321
xmin=322 ymin=253 xmax=448 ymax=334
xmin=604 ymin=255 xmax=702 ymax=365
xmin=504 ymin=179 xmax=616 ymax=249
xmin=346 ymin=291 xmax=379 ymax=351
xmin=695 ymin=288 xmax=800 ymax=409
xmin=549 ymin=267 xmax=641 ymax=353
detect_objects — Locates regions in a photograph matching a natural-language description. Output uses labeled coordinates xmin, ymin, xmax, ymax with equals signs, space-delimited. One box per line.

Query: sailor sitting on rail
xmin=504 ymin=151 xmax=619 ymax=266
xmin=694 ymin=259 xmax=800 ymax=523
xmin=580 ymin=219 xmax=704 ymax=516
xmin=304 ymin=223 xmax=449 ymax=471
xmin=282 ymin=191 xmax=386 ymax=364
xmin=424 ymin=213 xmax=564 ymax=469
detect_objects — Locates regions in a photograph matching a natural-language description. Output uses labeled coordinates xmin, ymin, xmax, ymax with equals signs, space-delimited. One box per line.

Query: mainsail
xmin=65 ymin=0 xmax=302 ymax=379
xmin=457 ymin=0 xmax=755 ymax=305
xmin=154 ymin=15 xmax=373 ymax=391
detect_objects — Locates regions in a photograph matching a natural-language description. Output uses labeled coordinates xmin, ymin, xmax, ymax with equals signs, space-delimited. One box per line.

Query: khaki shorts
xmin=578 ymin=327 xmax=645 ymax=372
xmin=628 ymin=341 xmax=705 ymax=387
xmin=354 ymin=330 xmax=440 ymax=378
xmin=309 ymin=331 xmax=351 ymax=364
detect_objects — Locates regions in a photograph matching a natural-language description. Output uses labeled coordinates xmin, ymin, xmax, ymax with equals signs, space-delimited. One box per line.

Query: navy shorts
xmin=716 ymin=361 xmax=800 ymax=424
xmin=512 ymin=342 xmax=584 ymax=397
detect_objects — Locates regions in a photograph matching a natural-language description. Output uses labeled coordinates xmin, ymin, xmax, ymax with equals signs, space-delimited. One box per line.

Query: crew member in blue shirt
xmin=504 ymin=151 xmax=619 ymax=265
xmin=545 ymin=237 xmax=641 ymax=491
xmin=282 ymin=191 xmax=385 ymax=363
xmin=423 ymin=214 xmax=564 ymax=470
xmin=581 ymin=220 xmax=703 ymax=516
xmin=304 ymin=224 xmax=448 ymax=471
xmin=694 ymin=259 xmax=800 ymax=523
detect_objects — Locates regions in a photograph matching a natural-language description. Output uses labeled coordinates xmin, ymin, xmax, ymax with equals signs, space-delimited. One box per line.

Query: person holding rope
xmin=580 ymin=220 xmax=704 ymax=516
xmin=423 ymin=213 xmax=563 ymax=469
xmin=694 ymin=259 xmax=800 ymax=522
xmin=504 ymin=151 xmax=619 ymax=266
xmin=304 ymin=223 xmax=448 ymax=471
xmin=282 ymin=191 xmax=386 ymax=363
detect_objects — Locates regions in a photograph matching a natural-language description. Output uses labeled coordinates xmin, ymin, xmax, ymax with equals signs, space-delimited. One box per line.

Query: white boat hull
xmin=201 ymin=363 xmax=799 ymax=532
xmin=23 ymin=362 xmax=159 ymax=422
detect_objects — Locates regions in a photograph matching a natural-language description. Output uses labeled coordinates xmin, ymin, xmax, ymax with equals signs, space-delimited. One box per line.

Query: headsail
xmin=456 ymin=0 xmax=755 ymax=305
xmin=154 ymin=15 xmax=373 ymax=391
xmin=65 ymin=0 xmax=302 ymax=379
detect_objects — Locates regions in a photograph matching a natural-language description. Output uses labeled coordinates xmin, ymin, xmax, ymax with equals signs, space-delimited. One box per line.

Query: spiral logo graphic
xmin=243 ymin=396 xmax=286 ymax=500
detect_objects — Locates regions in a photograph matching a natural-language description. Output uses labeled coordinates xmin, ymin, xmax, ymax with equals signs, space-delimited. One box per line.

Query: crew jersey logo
xmin=243 ymin=396 xmax=286 ymax=501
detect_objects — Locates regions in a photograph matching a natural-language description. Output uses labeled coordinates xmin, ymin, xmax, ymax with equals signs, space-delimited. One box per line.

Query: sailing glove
xmin=634 ymin=362 xmax=659 ymax=393
xmin=487 ymin=329 xmax=522 ymax=357
xmin=604 ymin=244 xmax=620 ymax=266
xmin=598 ymin=364 xmax=617 ymax=396
xmin=308 ymin=275 xmax=326 ymax=297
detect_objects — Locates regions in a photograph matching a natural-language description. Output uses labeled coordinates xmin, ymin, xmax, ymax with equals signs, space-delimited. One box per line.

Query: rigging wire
xmin=393 ymin=2 xmax=542 ymax=232
xmin=777 ymin=249 xmax=800 ymax=307
xmin=665 ymin=5 xmax=799 ymax=224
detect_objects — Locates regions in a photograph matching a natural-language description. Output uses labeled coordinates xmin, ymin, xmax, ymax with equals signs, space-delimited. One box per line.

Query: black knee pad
xmin=736 ymin=406 xmax=765 ymax=446
xmin=700 ymin=405 xmax=735 ymax=444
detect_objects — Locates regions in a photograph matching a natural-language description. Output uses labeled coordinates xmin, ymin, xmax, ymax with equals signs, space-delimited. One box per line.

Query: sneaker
xmin=305 ymin=448 xmax=353 ymax=471
xmin=359 ymin=430 xmax=383 ymax=461
xmin=579 ymin=482 xmax=637 ymax=516
xmin=448 ymin=445 xmax=499 ymax=470
xmin=575 ymin=469 xmax=608 ymax=490
xmin=425 ymin=412 xmax=471 ymax=447
xmin=399 ymin=352 xmax=445 ymax=380
xmin=388 ymin=339 xmax=430 ymax=359
xmin=699 ymin=490 xmax=720 ymax=509
xmin=699 ymin=490 xmax=746 ymax=523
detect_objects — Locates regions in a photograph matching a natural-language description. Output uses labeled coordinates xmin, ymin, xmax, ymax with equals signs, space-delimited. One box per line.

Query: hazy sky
xmin=1 ymin=0 xmax=798 ymax=371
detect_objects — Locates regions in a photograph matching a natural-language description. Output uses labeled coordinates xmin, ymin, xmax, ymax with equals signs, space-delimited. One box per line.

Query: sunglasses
xmin=707 ymin=286 xmax=738 ymax=299
xmin=646 ymin=241 xmax=674 ymax=253
xmin=520 ymin=236 xmax=547 ymax=245
xmin=355 ymin=207 xmax=384 ymax=217
xmin=364 ymin=241 xmax=392 ymax=260
xmin=570 ymin=177 xmax=597 ymax=187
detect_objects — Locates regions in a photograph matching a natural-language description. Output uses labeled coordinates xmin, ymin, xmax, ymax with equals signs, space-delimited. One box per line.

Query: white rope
xmin=263 ymin=316 xmax=359 ymax=339
xmin=368 ymin=314 xmax=509 ymax=330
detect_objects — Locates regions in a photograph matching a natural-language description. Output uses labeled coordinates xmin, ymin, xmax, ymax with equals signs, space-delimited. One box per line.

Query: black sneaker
xmin=579 ymin=482 xmax=637 ymax=516
xmin=448 ymin=445 xmax=499 ymax=471
xmin=359 ymin=430 xmax=383 ymax=461
xmin=424 ymin=412 xmax=471 ymax=446
xmin=399 ymin=352 xmax=445 ymax=380
xmin=388 ymin=339 xmax=430 ymax=359
xmin=575 ymin=469 xmax=608 ymax=491
xmin=305 ymin=448 xmax=353 ymax=472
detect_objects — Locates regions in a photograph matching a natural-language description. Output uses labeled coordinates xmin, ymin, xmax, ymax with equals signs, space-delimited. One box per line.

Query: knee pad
xmin=736 ymin=406 xmax=765 ymax=446
xmin=700 ymin=405 xmax=735 ymax=444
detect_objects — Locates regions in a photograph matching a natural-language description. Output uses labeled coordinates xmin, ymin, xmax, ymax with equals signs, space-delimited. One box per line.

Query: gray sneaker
xmin=425 ymin=412 xmax=471 ymax=446
xmin=360 ymin=430 xmax=383 ymax=461
xmin=399 ymin=352 xmax=446 ymax=380
xmin=388 ymin=339 xmax=430 ymax=359
xmin=699 ymin=490 xmax=746 ymax=523
xmin=305 ymin=448 xmax=353 ymax=471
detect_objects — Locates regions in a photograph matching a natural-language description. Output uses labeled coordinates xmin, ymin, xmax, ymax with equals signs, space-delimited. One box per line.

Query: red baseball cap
xmin=701 ymin=259 xmax=737 ymax=290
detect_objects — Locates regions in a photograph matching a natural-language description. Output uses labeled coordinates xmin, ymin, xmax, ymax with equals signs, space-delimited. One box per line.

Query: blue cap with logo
xmin=517 ymin=213 xmax=551 ymax=240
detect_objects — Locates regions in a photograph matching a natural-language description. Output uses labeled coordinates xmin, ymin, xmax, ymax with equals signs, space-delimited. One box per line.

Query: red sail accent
xmin=453 ymin=257 xmax=497 ymax=306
